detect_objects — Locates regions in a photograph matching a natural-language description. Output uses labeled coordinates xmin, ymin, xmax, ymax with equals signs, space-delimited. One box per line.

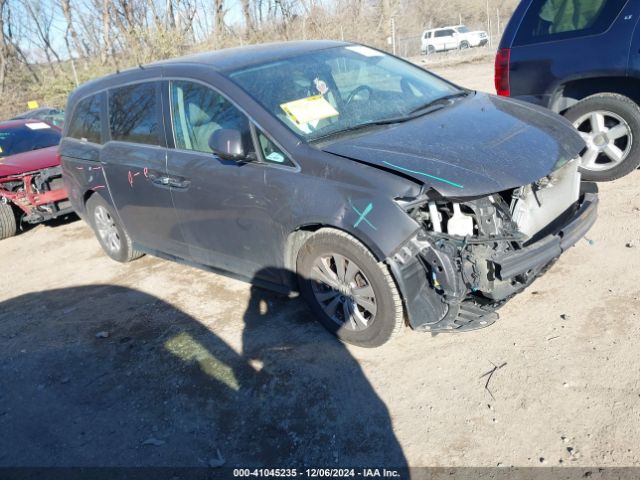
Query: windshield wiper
xmin=406 ymin=91 xmax=470 ymax=116
xmin=310 ymin=120 xmax=400 ymax=143
xmin=310 ymin=91 xmax=471 ymax=143
xmin=357 ymin=91 xmax=471 ymax=126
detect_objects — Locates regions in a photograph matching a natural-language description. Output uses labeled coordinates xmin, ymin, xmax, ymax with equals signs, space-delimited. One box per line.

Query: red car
xmin=0 ymin=120 xmax=72 ymax=240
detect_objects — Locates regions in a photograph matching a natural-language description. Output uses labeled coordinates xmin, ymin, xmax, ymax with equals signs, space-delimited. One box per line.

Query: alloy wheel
xmin=94 ymin=205 xmax=122 ymax=254
xmin=310 ymin=253 xmax=377 ymax=332
xmin=574 ymin=110 xmax=632 ymax=172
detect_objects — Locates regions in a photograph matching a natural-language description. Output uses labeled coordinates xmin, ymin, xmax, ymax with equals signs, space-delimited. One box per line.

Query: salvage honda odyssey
xmin=60 ymin=41 xmax=598 ymax=347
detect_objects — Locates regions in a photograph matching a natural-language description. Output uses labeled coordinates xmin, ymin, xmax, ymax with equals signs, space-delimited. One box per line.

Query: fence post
xmin=486 ymin=0 xmax=492 ymax=48
xmin=391 ymin=17 xmax=396 ymax=55
xmin=70 ymin=58 xmax=79 ymax=87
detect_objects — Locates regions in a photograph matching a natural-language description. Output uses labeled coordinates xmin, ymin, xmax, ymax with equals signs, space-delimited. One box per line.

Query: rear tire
xmin=563 ymin=93 xmax=640 ymax=182
xmin=86 ymin=194 xmax=143 ymax=263
xmin=296 ymin=228 xmax=404 ymax=348
xmin=0 ymin=203 xmax=17 ymax=240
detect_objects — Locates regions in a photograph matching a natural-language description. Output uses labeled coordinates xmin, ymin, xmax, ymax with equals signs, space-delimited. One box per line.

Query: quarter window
xmin=514 ymin=0 xmax=627 ymax=45
xmin=68 ymin=94 xmax=102 ymax=144
xmin=109 ymin=83 xmax=162 ymax=145
xmin=256 ymin=129 xmax=294 ymax=167
xmin=169 ymin=81 xmax=253 ymax=156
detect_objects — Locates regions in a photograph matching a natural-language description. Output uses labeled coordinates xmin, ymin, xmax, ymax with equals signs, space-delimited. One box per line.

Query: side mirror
xmin=208 ymin=129 xmax=245 ymax=161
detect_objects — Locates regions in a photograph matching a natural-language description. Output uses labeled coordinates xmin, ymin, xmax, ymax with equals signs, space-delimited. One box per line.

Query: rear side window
xmin=68 ymin=94 xmax=102 ymax=144
xmin=514 ymin=0 xmax=627 ymax=46
xmin=434 ymin=29 xmax=454 ymax=38
xmin=109 ymin=82 xmax=162 ymax=145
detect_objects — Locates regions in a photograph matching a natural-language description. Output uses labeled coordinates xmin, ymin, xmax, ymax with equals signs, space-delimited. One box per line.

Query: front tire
xmin=563 ymin=93 xmax=640 ymax=181
xmin=297 ymin=229 xmax=404 ymax=348
xmin=86 ymin=194 xmax=143 ymax=263
xmin=0 ymin=202 xmax=17 ymax=240
xmin=459 ymin=41 xmax=470 ymax=50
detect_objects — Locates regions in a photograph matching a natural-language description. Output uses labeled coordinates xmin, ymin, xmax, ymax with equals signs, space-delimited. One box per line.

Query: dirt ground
xmin=1 ymin=60 xmax=640 ymax=470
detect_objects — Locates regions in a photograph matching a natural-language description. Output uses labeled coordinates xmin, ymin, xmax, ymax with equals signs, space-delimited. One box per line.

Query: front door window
xmin=169 ymin=80 xmax=253 ymax=156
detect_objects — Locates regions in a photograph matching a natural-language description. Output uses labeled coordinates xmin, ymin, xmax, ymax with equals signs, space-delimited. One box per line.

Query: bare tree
xmin=23 ymin=0 xmax=64 ymax=68
xmin=213 ymin=0 xmax=224 ymax=45
xmin=0 ymin=0 xmax=8 ymax=94
xmin=240 ymin=0 xmax=253 ymax=36
xmin=101 ymin=0 xmax=112 ymax=64
xmin=166 ymin=0 xmax=176 ymax=29
xmin=0 ymin=0 xmax=521 ymax=119
xmin=0 ymin=0 xmax=39 ymax=88
xmin=59 ymin=0 xmax=86 ymax=57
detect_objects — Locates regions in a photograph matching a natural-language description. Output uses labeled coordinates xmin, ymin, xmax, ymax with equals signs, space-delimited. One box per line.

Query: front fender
xmin=287 ymin=179 xmax=421 ymax=261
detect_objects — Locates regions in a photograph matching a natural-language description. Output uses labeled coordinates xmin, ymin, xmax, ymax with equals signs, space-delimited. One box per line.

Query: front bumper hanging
xmin=389 ymin=189 xmax=599 ymax=333
xmin=493 ymin=192 xmax=597 ymax=280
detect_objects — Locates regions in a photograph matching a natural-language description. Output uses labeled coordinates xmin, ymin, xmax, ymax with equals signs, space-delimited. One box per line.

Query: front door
xmin=163 ymin=79 xmax=298 ymax=284
xmin=442 ymin=29 xmax=457 ymax=50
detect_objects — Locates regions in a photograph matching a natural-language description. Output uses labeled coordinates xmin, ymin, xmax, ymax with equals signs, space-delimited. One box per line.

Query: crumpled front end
xmin=388 ymin=159 xmax=598 ymax=333
xmin=0 ymin=166 xmax=73 ymax=224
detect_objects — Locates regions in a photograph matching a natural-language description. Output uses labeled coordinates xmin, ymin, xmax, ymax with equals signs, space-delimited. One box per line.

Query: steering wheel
xmin=345 ymin=85 xmax=374 ymax=105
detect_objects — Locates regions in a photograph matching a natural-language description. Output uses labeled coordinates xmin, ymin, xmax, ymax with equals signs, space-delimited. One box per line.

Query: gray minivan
xmin=60 ymin=41 xmax=597 ymax=347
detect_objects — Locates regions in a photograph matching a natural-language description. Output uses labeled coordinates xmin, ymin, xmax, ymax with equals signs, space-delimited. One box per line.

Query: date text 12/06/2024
xmin=233 ymin=468 xmax=403 ymax=478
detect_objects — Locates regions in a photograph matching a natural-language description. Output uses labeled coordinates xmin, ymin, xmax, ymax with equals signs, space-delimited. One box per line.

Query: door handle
xmin=167 ymin=177 xmax=191 ymax=189
xmin=146 ymin=170 xmax=168 ymax=184
xmin=147 ymin=170 xmax=190 ymax=189
xmin=149 ymin=174 xmax=171 ymax=186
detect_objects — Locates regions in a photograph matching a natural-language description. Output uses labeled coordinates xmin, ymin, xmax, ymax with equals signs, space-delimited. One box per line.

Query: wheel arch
xmin=550 ymin=76 xmax=640 ymax=113
xmin=83 ymin=189 xmax=96 ymax=209
xmin=281 ymin=188 xmax=422 ymax=277
xmin=284 ymin=224 xmax=388 ymax=275
xmin=82 ymin=187 xmax=129 ymax=231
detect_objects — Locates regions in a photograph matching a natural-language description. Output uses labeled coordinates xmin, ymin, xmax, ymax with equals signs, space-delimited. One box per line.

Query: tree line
xmin=0 ymin=0 xmax=518 ymax=117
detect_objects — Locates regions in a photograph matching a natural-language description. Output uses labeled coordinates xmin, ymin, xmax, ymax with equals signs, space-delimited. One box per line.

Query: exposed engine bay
xmin=389 ymin=159 xmax=598 ymax=333
xmin=0 ymin=166 xmax=72 ymax=224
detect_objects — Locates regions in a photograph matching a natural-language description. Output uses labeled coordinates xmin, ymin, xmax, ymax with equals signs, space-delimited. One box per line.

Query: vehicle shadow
xmin=0 ymin=271 xmax=407 ymax=468
xmin=15 ymin=212 xmax=79 ymax=236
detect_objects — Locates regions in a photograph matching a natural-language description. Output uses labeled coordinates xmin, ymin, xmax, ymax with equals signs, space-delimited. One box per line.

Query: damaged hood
xmin=322 ymin=93 xmax=585 ymax=197
xmin=0 ymin=146 xmax=60 ymax=177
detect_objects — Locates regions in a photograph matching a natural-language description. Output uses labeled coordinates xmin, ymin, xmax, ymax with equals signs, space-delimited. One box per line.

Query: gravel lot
xmin=1 ymin=59 xmax=639 ymax=470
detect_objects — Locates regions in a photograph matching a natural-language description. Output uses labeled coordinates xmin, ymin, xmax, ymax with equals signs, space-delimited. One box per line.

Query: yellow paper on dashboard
xmin=280 ymin=95 xmax=339 ymax=125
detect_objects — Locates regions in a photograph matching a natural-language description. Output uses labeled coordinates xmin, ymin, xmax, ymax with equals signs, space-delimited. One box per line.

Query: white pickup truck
xmin=421 ymin=25 xmax=488 ymax=54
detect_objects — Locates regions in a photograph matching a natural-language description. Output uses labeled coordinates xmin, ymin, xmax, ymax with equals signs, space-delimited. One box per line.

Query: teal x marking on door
xmin=351 ymin=201 xmax=377 ymax=230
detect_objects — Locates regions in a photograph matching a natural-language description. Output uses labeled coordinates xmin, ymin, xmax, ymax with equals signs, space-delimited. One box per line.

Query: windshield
xmin=228 ymin=45 xmax=460 ymax=142
xmin=457 ymin=26 xmax=471 ymax=33
xmin=0 ymin=123 xmax=61 ymax=157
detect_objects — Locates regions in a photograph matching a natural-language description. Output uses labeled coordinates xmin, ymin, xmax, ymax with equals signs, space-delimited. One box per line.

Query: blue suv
xmin=497 ymin=0 xmax=640 ymax=181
